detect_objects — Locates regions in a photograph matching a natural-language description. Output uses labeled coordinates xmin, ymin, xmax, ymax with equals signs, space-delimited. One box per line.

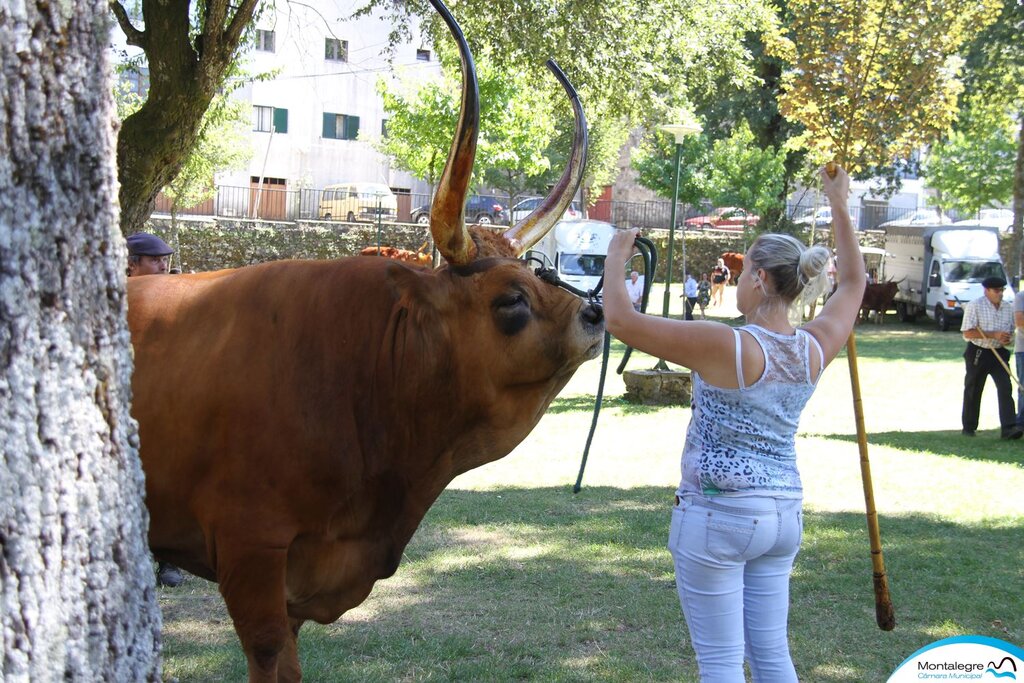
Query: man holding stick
xmin=960 ymin=276 xmax=1021 ymax=439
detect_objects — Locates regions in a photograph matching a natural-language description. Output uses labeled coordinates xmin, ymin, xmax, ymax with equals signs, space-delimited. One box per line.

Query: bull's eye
xmin=492 ymin=291 xmax=530 ymax=336
xmin=494 ymin=292 xmax=526 ymax=309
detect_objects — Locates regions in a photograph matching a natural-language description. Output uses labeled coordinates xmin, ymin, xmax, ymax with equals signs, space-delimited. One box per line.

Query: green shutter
xmin=273 ymin=107 xmax=288 ymax=134
xmin=344 ymin=115 xmax=360 ymax=140
xmin=322 ymin=113 xmax=335 ymax=139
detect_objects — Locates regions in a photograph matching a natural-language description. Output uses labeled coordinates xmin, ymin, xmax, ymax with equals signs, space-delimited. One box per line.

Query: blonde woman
xmin=603 ymin=166 xmax=863 ymax=682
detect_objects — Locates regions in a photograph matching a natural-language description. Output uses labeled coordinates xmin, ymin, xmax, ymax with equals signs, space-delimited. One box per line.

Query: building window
xmin=416 ymin=48 xmax=431 ymax=61
xmin=255 ymin=29 xmax=275 ymax=52
xmin=253 ymin=106 xmax=288 ymax=133
xmin=325 ymin=38 xmax=348 ymax=62
xmin=322 ymin=112 xmax=360 ymax=140
xmin=381 ymin=118 xmax=388 ymax=138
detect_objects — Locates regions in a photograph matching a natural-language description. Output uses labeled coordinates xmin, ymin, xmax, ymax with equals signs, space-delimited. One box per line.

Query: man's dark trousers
xmin=962 ymin=343 xmax=1017 ymax=433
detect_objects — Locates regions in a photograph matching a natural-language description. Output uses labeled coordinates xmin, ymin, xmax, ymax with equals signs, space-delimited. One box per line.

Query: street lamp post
xmin=653 ymin=121 xmax=702 ymax=371
xmin=659 ymin=121 xmax=703 ymax=320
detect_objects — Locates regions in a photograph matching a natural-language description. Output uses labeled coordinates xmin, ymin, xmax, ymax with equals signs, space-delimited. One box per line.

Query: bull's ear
xmin=384 ymin=265 xmax=453 ymax=375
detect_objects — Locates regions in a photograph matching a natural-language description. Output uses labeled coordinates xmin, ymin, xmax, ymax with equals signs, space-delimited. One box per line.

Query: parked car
xmin=319 ymin=182 xmax=397 ymax=222
xmin=410 ymin=195 xmax=508 ymax=225
xmin=792 ymin=205 xmax=855 ymax=228
xmin=953 ymin=208 xmax=1014 ymax=233
xmin=684 ymin=206 xmax=759 ymax=231
xmin=878 ymin=208 xmax=952 ymax=228
xmin=509 ymin=197 xmax=582 ymax=224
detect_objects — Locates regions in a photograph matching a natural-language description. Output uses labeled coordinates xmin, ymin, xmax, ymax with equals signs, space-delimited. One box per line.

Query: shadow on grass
xmin=839 ymin=322 xmax=965 ymax=362
xmin=161 ymin=486 xmax=1023 ymax=683
xmin=546 ymin=394 xmax=670 ymax=415
xmin=816 ymin=429 xmax=1024 ymax=466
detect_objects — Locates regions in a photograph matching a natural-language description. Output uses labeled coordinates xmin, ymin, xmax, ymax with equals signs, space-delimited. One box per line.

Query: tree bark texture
xmin=0 ymin=1 xmax=162 ymax=680
xmin=111 ymin=0 xmax=260 ymax=234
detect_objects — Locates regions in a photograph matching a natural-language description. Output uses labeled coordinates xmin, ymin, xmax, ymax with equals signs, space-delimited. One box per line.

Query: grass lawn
xmin=159 ymin=291 xmax=1024 ymax=682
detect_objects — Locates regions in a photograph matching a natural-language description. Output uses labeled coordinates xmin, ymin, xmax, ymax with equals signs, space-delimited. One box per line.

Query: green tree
xmin=705 ymin=120 xmax=788 ymax=229
xmin=110 ymin=0 xmax=262 ymax=233
xmin=631 ymin=130 xmax=711 ymax=207
xmin=959 ymin=0 xmax=1024 ymax=273
xmin=375 ymin=53 xmax=558 ymax=206
xmin=768 ymin=0 xmax=1001 ymax=173
xmin=925 ymin=100 xmax=1016 ymax=216
xmin=359 ymin=0 xmax=776 ymax=138
xmin=375 ymin=76 xmax=459 ymax=193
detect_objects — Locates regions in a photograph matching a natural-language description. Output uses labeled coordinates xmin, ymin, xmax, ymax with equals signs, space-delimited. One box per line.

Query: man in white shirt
xmin=625 ymin=271 xmax=644 ymax=311
xmin=961 ymin=276 xmax=1021 ymax=439
xmin=683 ymin=272 xmax=698 ymax=321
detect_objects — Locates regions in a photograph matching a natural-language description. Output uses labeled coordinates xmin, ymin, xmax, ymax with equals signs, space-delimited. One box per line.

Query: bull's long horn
xmin=428 ymin=0 xmax=478 ymax=266
xmin=502 ymin=60 xmax=588 ymax=256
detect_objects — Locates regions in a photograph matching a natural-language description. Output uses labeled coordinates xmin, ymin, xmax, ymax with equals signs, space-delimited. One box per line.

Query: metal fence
xmin=154 ymin=184 xmax=962 ymax=232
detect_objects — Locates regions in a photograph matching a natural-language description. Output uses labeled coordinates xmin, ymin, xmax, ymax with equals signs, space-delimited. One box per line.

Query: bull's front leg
xmin=215 ymin=540 xmax=297 ymax=682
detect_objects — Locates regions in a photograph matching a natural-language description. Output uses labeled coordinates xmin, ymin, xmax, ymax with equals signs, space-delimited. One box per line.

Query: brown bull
xmin=721 ymin=251 xmax=744 ymax=284
xmin=127 ymin=2 xmax=600 ymax=680
xmin=860 ymin=280 xmax=900 ymax=323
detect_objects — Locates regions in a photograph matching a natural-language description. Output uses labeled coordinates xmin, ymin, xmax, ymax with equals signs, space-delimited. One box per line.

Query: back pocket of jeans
xmin=705 ymin=511 xmax=756 ymax=562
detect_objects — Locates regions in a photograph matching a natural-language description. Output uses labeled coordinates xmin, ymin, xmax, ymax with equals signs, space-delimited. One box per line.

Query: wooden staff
xmin=974 ymin=326 xmax=1022 ymax=391
xmin=827 ymin=161 xmax=896 ymax=631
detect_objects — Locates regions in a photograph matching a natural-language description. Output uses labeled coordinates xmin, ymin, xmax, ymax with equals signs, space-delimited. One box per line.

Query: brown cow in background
xmin=721 ymin=251 xmax=744 ymax=284
xmin=860 ymin=280 xmax=900 ymax=323
xmin=360 ymin=243 xmax=432 ymax=267
xmin=127 ymin=2 xmax=601 ymax=680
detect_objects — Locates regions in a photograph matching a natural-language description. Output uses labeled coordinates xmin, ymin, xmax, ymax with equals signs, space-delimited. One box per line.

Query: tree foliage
xmin=705 ymin=120 xmax=788 ymax=220
xmin=631 ymin=130 xmax=711 ymax=207
xmin=925 ymin=100 xmax=1016 ymax=216
xmin=374 ymin=53 xmax=555 ymax=199
xmin=768 ymin=0 xmax=1002 ymax=172
xmin=358 ymin=0 xmax=777 ymax=134
xmin=958 ymin=0 xmax=1024 ymax=274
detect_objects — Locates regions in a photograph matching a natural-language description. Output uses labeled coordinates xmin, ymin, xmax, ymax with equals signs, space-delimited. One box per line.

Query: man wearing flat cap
xmin=125 ymin=231 xmax=185 ymax=587
xmin=127 ymin=232 xmax=174 ymax=277
xmin=961 ymin=276 xmax=1021 ymax=439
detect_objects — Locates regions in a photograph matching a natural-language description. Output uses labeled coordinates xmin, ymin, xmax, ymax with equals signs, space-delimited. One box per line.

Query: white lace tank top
xmin=680 ymin=325 xmax=825 ymax=497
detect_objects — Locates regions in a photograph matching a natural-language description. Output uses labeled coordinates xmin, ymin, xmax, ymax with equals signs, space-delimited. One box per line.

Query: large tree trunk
xmin=0 ymin=1 xmax=162 ymax=680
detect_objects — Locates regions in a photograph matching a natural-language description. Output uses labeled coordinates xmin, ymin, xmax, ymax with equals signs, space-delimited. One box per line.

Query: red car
xmin=684 ymin=206 xmax=759 ymax=232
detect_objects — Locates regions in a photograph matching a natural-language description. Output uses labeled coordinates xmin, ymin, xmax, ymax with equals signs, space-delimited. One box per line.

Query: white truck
xmin=526 ymin=218 xmax=618 ymax=295
xmin=885 ymin=224 xmax=1011 ymax=331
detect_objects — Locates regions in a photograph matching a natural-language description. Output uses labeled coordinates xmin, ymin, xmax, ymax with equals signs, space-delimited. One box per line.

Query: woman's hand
xmin=607 ymin=227 xmax=641 ymax=267
xmin=821 ymin=164 xmax=850 ymax=204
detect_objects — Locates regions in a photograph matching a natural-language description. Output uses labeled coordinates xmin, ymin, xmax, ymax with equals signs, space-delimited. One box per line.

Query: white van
xmin=528 ymin=219 xmax=617 ymax=295
xmin=886 ymin=225 xmax=1012 ymax=330
xmin=319 ymin=182 xmax=397 ymax=223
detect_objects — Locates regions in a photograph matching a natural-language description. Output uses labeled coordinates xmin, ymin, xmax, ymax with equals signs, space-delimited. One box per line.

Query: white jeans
xmin=668 ymin=493 xmax=803 ymax=683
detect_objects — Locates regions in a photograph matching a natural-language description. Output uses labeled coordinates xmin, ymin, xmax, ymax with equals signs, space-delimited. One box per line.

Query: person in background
xmin=697 ymin=273 xmax=712 ymax=320
xmin=711 ymin=258 xmax=730 ymax=307
xmin=126 ymin=232 xmax=186 ymax=587
xmin=961 ymin=276 xmax=1021 ymax=439
xmin=683 ymin=272 xmax=698 ymax=321
xmin=602 ymin=165 xmax=864 ymax=682
xmin=626 ymin=270 xmax=645 ymax=311
xmin=127 ymin=232 xmax=174 ymax=277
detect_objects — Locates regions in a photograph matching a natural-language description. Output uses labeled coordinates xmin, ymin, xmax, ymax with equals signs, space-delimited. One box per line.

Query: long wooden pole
xmin=844 ymin=332 xmax=896 ymax=630
xmin=827 ymin=162 xmax=896 ymax=631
